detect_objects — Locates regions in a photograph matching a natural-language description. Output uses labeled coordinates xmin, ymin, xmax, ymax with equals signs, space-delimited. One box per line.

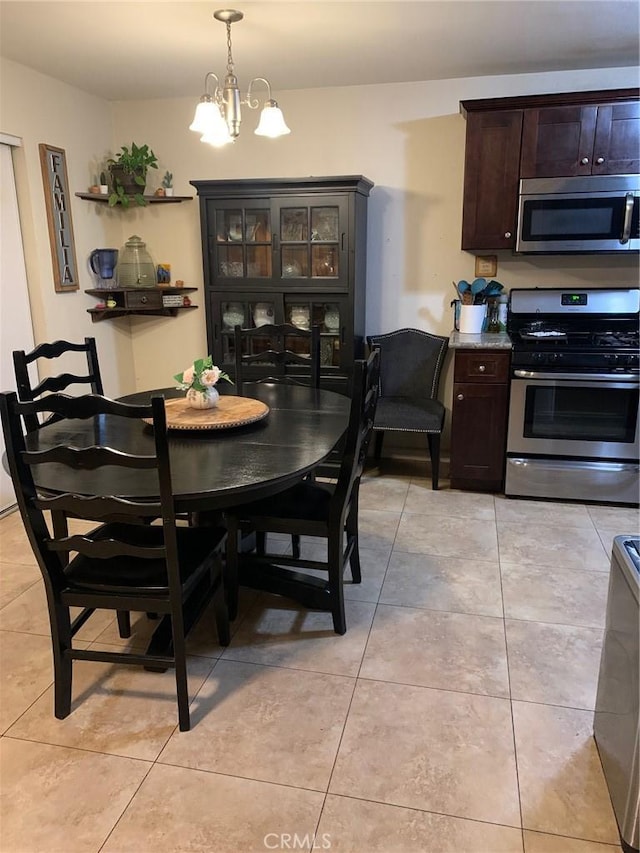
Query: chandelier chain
xmin=226 ymin=21 xmax=235 ymax=74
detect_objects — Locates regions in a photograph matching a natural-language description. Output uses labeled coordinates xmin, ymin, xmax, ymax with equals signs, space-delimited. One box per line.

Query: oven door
xmin=507 ymin=370 xmax=639 ymax=461
xmin=516 ymin=189 xmax=639 ymax=253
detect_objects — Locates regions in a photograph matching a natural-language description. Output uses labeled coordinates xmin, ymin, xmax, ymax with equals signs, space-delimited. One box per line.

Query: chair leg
xmin=225 ymin=516 xmax=240 ymax=621
xmin=51 ymin=603 xmax=73 ymax=719
xmin=292 ymin=534 xmax=301 ymax=559
xmin=171 ymin=611 xmax=190 ymax=732
xmin=256 ymin=531 xmax=267 ymax=556
xmin=374 ymin=430 xmax=384 ymax=461
xmin=327 ymin=535 xmax=346 ymax=635
xmin=427 ymin=432 xmax=441 ymax=490
xmin=116 ymin=611 xmax=131 ymax=638
xmin=346 ymin=492 xmax=362 ymax=584
xmin=213 ymin=570 xmax=231 ymax=647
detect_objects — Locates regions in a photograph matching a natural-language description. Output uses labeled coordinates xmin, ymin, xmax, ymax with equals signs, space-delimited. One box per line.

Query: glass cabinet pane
xmin=283 ymin=299 xmax=342 ymax=366
xmin=280 ymin=207 xmax=308 ymax=241
xmin=249 ymin=300 xmax=276 ymax=329
xmin=216 ymin=207 xmax=272 ymax=280
xmin=312 ymin=245 xmax=338 ymax=278
xmin=282 ymin=246 xmax=308 ymax=277
xmin=311 ymin=207 xmax=339 ymax=241
xmin=217 ymin=245 xmax=244 ymax=278
xmin=221 ymin=300 xmax=247 ymax=329
xmin=217 ymin=209 xmax=244 ymax=243
xmin=247 ymin=246 xmax=271 ymax=278
xmin=286 ymin=302 xmax=311 ymax=329
xmin=244 ymin=210 xmax=271 ymax=242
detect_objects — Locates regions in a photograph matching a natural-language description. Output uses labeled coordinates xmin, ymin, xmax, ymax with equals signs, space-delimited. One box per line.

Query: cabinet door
xmin=450 ymin=381 xmax=509 ymax=489
xmin=206 ymin=201 xmax=273 ymax=286
xmin=272 ymin=196 xmax=349 ymax=290
xmin=592 ymin=102 xmax=640 ymax=175
xmin=209 ymin=293 xmax=283 ymax=371
xmin=283 ymin=295 xmax=351 ymax=373
xmin=520 ymin=105 xmax=598 ymax=178
xmin=462 ymin=110 xmax=523 ymax=251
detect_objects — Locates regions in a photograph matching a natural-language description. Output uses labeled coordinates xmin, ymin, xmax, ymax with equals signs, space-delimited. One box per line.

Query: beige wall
xmin=2 ymin=56 xmax=638 ymax=427
xmin=0 ymin=58 xmax=136 ymax=395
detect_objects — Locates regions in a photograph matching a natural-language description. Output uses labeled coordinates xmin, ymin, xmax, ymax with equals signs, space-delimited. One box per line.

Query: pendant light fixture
xmin=189 ymin=9 xmax=291 ymax=147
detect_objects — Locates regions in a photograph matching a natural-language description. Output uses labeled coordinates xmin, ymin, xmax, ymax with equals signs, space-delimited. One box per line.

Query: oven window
xmin=523 ymin=385 xmax=638 ymax=443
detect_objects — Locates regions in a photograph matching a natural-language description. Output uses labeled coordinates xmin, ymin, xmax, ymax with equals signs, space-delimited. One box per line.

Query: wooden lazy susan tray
xmin=144 ymin=396 xmax=269 ymax=430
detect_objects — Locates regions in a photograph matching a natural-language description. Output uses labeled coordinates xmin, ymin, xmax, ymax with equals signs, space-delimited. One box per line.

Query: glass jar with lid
xmin=116 ymin=235 xmax=156 ymax=287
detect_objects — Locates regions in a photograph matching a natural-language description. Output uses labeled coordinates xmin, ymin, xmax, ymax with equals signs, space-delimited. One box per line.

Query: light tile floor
xmin=1 ymin=463 xmax=638 ymax=853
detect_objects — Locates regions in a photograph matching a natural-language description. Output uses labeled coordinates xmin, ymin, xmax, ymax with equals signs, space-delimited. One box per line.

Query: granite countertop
xmin=448 ymin=331 xmax=512 ymax=349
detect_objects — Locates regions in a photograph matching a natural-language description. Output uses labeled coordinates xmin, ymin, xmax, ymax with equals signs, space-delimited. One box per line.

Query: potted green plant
xmin=162 ymin=171 xmax=174 ymax=197
xmin=107 ymin=142 xmax=158 ymax=208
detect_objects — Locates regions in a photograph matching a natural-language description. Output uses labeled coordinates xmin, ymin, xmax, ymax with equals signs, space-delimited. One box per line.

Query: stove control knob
xmin=548 ymin=353 xmax=559 ymax=363
xmin=605 ymin=353 xmax=619 ymax=364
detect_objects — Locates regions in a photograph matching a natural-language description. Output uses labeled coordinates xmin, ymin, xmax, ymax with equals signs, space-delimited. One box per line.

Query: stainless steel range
xmin=505 ymin=287 xmax=640 ymax=504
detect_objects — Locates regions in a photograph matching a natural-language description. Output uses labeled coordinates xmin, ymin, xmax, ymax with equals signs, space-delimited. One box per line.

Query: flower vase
xmin=186 ymin=387 xmax=219 ymax=409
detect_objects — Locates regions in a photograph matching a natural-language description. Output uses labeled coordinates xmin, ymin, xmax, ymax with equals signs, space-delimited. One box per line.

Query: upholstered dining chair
xmin=234 ymin=323 xmax=321 ymax=394
xmin=0 ymin=391 xmax=229 ymax=732
xmin=223 ymin=350 xmax=380 ymax=635
xmin=367 ymin=328 xmax=449 ymax=489
xmin=13 ymin=338 xmax=104 ymax=433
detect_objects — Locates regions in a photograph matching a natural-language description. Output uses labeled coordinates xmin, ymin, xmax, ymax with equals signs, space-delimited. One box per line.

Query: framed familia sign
xmin=39 ymin=143 xmax=79 ymax=292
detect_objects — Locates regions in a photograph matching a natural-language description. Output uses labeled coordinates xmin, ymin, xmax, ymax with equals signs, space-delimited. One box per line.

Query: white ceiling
xmin=1 ymin=1 xmax=638 ymax=102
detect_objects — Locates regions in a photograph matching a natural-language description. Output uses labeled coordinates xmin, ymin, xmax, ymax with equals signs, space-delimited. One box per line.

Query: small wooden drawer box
xmin=124 ymin=290 xmax=162 ymax=309
xmin=453 ymin=350 xmax=510 ymax=383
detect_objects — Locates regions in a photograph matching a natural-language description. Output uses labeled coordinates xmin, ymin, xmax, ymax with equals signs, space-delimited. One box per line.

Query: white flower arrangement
xmin=174 ymin=356 xmax=231 ymax=392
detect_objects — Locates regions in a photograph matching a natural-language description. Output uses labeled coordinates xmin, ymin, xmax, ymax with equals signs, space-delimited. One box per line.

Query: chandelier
xmin=189 ymin=9 xmax=291 ymax=147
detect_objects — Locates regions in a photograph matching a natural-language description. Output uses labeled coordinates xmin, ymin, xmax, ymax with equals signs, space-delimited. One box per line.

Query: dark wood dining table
xmin=25 ymin=383 xmax=350 ymax=514
xmin=20 ymin=382 xmax=351 ymax=630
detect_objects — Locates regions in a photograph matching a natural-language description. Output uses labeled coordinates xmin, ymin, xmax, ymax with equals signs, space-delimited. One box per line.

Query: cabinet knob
xmin=141 ymin=296 xmax=148 ymax=304
xmin=478 ymin=364 xmax=486 ymax=372
xmin=504 ymin=231 xmax=511 ymax=239
xmin=596 ymin=157 xmax=605 ymax=164
xmin=580 ymin=157 xmax=589 ymax=165
xmin=456 ymin=393 xmax=464 ymax=401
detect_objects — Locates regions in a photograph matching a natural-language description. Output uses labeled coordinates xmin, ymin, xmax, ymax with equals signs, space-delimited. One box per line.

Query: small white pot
xmin=186 ymin=387 xmax=219 ymax=409
xmin=164 ymin=187 xmax=174 ymax=197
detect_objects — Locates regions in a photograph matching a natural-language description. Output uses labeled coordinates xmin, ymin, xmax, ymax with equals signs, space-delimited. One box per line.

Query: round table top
xmin=26 ymin=384 xmax=350 ymax=511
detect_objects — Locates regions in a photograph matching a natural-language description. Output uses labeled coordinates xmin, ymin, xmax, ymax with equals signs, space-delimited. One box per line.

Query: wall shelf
xmin=86 ymin=286 xmax=198 ymax=322
xmin=76 ymin=193 xmax=193 ymax=204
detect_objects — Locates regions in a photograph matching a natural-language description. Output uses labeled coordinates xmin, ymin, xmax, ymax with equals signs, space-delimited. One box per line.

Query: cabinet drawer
xmin=454 ymin=350 xmax=510 ymax=383
xmin=124 ymin=290 xmax=162 ymax=309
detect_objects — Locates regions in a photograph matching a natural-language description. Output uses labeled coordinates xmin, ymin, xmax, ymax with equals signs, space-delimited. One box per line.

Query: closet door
xmin=0 ymin=138 xmax=36 ymax=511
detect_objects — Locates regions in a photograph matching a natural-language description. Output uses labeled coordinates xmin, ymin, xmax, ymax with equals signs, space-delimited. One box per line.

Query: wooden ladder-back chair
xmin=0 ymin=391 xmax=229 ymax=732
xmin=234 ymin=323 xmax=321 ymax=395
xmin=224 ymin=350 xmax=380 ymax=635
xmin=13 ymin=337 xmax=104 ymax=434
xmin=13 ymin=338 xmax=107 ymax=557
xmin=367 ymin=328 xmax=449 ymax=489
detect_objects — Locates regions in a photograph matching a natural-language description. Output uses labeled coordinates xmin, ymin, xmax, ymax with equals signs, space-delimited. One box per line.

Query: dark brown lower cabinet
xmin=450 ymin=349 xmax=511 ymax=492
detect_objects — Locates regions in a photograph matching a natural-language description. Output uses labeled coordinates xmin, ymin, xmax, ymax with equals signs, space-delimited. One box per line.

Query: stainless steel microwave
xmin=516 ymin=175 xmax=639 ymax=253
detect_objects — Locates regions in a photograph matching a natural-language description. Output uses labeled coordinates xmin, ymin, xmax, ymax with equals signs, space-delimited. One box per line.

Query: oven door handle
xmin=513 ymin=369 xmax=639 ymax=383
xmin=620 ymin=192 xmax=635 ymax=245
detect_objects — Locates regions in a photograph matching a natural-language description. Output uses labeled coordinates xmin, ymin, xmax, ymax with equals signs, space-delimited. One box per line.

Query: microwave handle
xmin=620 ymin=192 xmax=634 ymax=245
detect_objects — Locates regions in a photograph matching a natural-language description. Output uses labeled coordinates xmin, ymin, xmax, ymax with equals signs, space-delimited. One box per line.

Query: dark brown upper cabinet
xmin=461 ymin=110 xmax=523 ymax=251
xmin=460 ymin=88 xmax=639 ymax=252
xmin=520 ymin=101 xmax=640 ymax=178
